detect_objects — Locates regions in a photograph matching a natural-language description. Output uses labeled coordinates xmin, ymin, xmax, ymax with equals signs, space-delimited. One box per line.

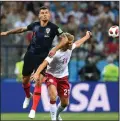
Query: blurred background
xmin=1 ymin=1 xmax=119 ymax=120
xmin=0 ymin=1 xmax=119 ymax=82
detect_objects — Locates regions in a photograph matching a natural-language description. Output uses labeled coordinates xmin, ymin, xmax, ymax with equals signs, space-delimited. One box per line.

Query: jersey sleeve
xmin=27 ymin=22 xmax=35 ymax=31
xmin=45 ymin=56 xmax=53 ymax=64
xmin=55 ymin=25 xmax=63 ymax=37
xmin=72 ymin=43 xmax=76 ymax=50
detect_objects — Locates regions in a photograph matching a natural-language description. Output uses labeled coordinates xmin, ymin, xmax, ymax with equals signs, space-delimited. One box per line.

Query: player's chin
xmin=43 ymin=19 xmax=49 ymax=22
xmin=68 ymin=45 xmax=72 ymax=49
xmin=44 ymin=17 xmax=49 ymax=20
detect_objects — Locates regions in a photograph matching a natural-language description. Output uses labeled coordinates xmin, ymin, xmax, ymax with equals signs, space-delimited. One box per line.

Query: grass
xmin=1 ymin=112 xmax=119 ymax=120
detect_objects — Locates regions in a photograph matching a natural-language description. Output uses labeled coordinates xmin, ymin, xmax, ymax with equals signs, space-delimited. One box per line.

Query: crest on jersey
xmin=46 ymin=28 xmax=50 ymax=34
xmin=45 ymin=28 xmax=50 ymax=37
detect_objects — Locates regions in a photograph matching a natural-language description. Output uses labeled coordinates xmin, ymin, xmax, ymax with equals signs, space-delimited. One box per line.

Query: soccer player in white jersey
xmin=31 ymin=31 xmax=92 ymax=120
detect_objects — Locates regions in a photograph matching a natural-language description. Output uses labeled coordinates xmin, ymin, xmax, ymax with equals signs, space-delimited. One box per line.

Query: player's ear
xmin=38 ymin=12 xmax=41 ymax=19
xmin=70 ymin=35 xmax=74 ymax=41
xmin=67 ymin=33 xmax=74 ymax=41
xmin=49 ymin=11 xmax=52 ymax=19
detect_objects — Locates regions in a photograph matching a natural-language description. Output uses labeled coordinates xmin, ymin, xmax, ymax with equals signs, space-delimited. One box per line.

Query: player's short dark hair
xmin=39 ymin=6 xmax=49 ymax=12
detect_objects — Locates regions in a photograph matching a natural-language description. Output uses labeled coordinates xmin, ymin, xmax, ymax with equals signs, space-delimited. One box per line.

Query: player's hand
xmin=48 ymin=48 xmax=57 ymax=57
xmin=86 ymin=31 xmax=92 ymax=39
xmin=30 ymin=73 xmax=40 ymax=82
xmin=0 ymin=32 xmax=8 ymax=36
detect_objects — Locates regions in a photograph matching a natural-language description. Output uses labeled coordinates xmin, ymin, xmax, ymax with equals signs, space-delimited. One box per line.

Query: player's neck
xmin=61 ymin=47 xmax=68 ymax=51
xmin=40 ymin=20 xmax=49 ymax=27
xmin=61 ymin=45 xmax=72 ymax=51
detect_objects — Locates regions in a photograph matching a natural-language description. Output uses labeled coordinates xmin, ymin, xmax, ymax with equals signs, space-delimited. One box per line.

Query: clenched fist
xmin=85 ymin=31 xmax=92 ymax=39
xmin=0 ymin=32 xmax=8 ymax=36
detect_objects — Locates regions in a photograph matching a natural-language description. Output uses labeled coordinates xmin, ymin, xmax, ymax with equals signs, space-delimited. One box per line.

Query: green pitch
xmin=1 ymin=113 xmax=118 ymax=120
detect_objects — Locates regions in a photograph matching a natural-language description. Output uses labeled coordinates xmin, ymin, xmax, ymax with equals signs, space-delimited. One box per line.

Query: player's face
xmin=61 ymin=34 xmax=74 ymax=51
xmin=67 ymin=35 xmax=74 ymax=49
xmin=68 ymin=40 xmax=73 ymax=49
xmin=39 ymin=9 xmax=50 ymax=21
xmin=62 ymin=39 xmax=73 ymax=50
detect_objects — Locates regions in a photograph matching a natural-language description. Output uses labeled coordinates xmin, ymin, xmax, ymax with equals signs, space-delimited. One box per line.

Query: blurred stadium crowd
xmin=1 ymin=1 xmax=119 ymax=82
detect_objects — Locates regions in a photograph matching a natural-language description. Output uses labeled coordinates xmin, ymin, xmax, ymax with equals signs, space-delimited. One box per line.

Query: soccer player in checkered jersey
xmin=31 ymin=31 xmax=92 ymax=120
xmin=0 ymin=6 xmax=69 ymax=118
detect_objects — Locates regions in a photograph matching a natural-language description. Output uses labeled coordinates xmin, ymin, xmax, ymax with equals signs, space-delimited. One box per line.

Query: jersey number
xmin=64 ymin=89 xmax=70 ymax=96
xmin=63 ymin=58 xmax=68 ymax=64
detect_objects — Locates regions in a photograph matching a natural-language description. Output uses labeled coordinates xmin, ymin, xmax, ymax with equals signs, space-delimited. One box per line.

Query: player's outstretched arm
xmin=30 ymin=59 xmax=50 ymax=82
xmin=36 ymin=60 xmax=49 ymax=75
xmin=74 ymin=31 xmax=92 ymax=48
xmin=0 ymin=27 xmax=28 ymax=36
xmin=49 ymin=33 xmax=68 ymax=57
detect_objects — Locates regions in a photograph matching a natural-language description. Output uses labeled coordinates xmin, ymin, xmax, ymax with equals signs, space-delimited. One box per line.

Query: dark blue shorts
xmin=22 ymin=52 xmax=46 ymax=76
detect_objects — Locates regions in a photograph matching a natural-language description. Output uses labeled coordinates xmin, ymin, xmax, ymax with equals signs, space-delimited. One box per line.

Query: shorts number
xmin=64 ymin=89 xmax=70 ymax=96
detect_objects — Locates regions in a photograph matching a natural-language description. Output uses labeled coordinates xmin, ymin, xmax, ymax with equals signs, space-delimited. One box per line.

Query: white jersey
xmin=45 ymin=43 xmax=76 ymax=78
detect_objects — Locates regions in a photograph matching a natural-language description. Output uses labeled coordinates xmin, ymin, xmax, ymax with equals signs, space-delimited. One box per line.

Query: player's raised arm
xmin=0 ymin=26 xmax=28 ymax=36
xmin=74 ymin=31 xmax=92 ymax=48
